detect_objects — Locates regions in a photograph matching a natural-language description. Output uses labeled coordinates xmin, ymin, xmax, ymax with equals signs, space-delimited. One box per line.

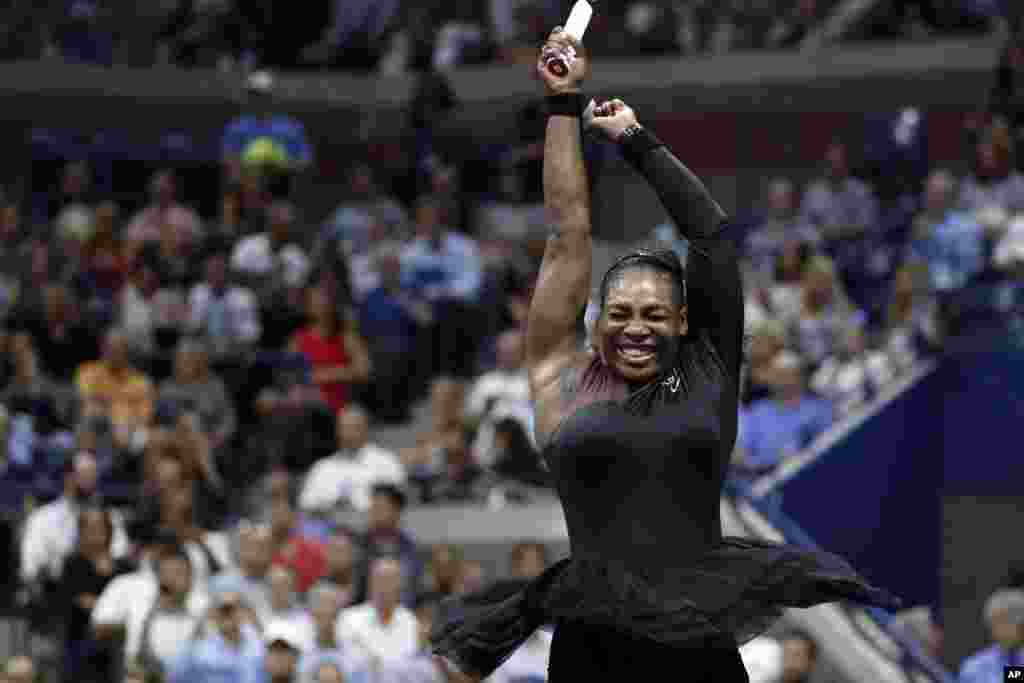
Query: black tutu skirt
xmin=430 ymin=537 xmax=902 ymax=678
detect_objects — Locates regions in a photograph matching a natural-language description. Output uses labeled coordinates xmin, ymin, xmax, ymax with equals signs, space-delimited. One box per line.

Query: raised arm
xmin=526 ymin=30 xmax=593 ymax=395
xmin=591 ymin=100 xmax=743 ymax=382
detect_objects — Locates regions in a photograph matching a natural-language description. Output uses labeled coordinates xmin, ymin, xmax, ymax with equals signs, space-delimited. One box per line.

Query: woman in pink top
xmin=288 ymin=286 xmax=372 ymax=414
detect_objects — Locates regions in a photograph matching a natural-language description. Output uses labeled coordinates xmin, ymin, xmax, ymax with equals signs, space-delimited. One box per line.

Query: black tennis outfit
xmin=432 ymin=128 xmax=901 ymax=682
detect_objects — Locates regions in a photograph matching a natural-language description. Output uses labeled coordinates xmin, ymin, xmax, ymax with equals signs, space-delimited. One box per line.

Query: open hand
xmin=588 ymin=99 xmax=640 ymax=142
xmin=536 ymin=28 xmax=589 ymax=95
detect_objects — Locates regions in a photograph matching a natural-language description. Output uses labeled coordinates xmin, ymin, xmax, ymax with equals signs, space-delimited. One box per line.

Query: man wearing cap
xmin=250 ymin=618 xmax=309 ymax=683
xmin=167 ymin=590 xmax=264 ymax=683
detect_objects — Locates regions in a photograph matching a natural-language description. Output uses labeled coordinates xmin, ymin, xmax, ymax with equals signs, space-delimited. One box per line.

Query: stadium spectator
xmin=744 ymin=178 xmax=821 ymax=284
xmin=124 ymin=170 xmax=204 ymax=254
xmin=254 ymin=618 xmax=308 ymax=683
xmin=155 ymin=469 xmax=232 ymax=586
xmin=158 ymin=338 xmax=237 ymax=454
xmin=357 ymin=246 xmax=432 ymax=422
xmin=375 ymin=598 xmax=448 ymax=683
xmin=958 ymin=588 xmax=1024 ymax=682
xmin=314 ymin=530 xmax=361 ymax=608
xmin=907 ymin=169 xmax=986 ymax=292
xmin=742 ymin=318 xmax=787 ymax=406
xmin=401 ymin=195 xmax=484 ymax=378
xmin=799 ymin=140 xmax=880 ymax=287
xmin=75 ymin=328 xmax=155 ymax=452
xmin=118 ymin=249 xmax=188 ymax=357
xmin=786 ymin=255 xmax=863 ymax=369
xmin=188 ymin=248 xmax=262 ymax=356
xmin=75 ymin=200 xmax=129 ymax=311
xmin=288 ymin=287 xmax=371 ymax=416
xmin=129 ymin=544 xmax=206 ymax=674
xmin=453 ymin=559 xmax=487 ymax=597
xmin=321 ymin=163 xmax=409 ymax=266
xmin=1 ymin=340 xmax=75 ymax=440
xmin=810 ymin=324 xmax=895 ymax=417
xmin=299 ymin=583 xmax=371 ymax=682
xmin=266 ymin=564 xmax=315 ymax=648
xmin=883 ymin=263 xmax=943 ymax=372
xmin=765 ymin=242 xmax=814 ymax=324
xmin=737 ymin=351 xmax=834 ymax=473
xmin=959 ymin=136 xmax=1024 ymax=214
xmin=420 ymin=428 xmax=489 ymax=504
xmin=221 ymin=70 xmax=312 ymax=194
xmin=465 ymin=328 xmax=531 ymax=467
xmin=209 ymin=521 xmax=275 ymax=625
xmin=300 ymin=404 xmax=405 ymax=516
xmin=231 ymin=200 xmax=312 ymax=301
xmin=166 ymin=589 xmax=264 ymax=683
xmin=354 ymin=484 xmax=422 ymax=607
xmin=780 ymin=630 xmax=820 ymax=683
xmin=312 ymin=660 xmax=348 ymax=683
xmin=20 ymin=451 xmax=128 ymax=585
xmin=268 ymin=493 xmax=328 ymax=595
xmin=338 ymin=557 xmax=419 ymax=672
xmin=14 ymin=282 xmax=100 ymax=382
xmin=60 ymin=506 xmax=136 ymax=683
xmin=421 ymin=543 xmax=461 ymax=599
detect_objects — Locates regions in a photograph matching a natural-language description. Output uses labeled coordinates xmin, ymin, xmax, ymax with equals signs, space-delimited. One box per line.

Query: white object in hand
xmin=564 ymin=0 xmax=594 ymax=41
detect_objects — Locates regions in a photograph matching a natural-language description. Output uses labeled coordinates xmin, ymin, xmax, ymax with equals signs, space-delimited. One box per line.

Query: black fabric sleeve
xmin=619 ymin=127 xmax=744 ymax=382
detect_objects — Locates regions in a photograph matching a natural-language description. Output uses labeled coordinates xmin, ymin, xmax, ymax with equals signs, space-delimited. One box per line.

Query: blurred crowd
xmin=0 ymin=0 xmax=1003 ymax=74
xmin=0 ymin=31 xmax=1023 ymax=683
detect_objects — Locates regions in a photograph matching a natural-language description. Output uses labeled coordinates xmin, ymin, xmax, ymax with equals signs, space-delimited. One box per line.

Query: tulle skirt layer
xmin=430 ymin=536 xmax=901 ymax=678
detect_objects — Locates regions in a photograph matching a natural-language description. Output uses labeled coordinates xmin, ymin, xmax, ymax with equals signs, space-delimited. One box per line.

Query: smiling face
xmin=595 ymin=266 xmax=687 ymax=385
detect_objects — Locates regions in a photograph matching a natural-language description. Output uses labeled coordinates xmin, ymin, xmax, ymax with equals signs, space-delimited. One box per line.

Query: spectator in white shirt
xmin=337 ymin=557 xmax=419 ymax=671
xmin=377 ymin=599 xmax=445 ymax=683
xmin=20 ymin=450 xmax=128 ymax=585
xmin=810 ymin=325 xmax=895 ymax=417
xmin=115 ymin=544 xmax=207 ymax=672
xmin=124 ymin=170 xmax=203 ymax=253
xmin=189 ymin=249 xmax=262 ymax=355
xmin=259 ymin=618 xmax=309 ymax=683
xmin=231 ymin=200 xmax=312 ymax=295
xmin=300 ymin=404 xmax=406 ymax=516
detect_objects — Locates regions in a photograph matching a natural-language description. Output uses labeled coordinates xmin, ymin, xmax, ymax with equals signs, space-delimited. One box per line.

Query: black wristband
xmin=618 ymin=125 xmax=665 ymax=166
xmin=545 ymin=92 xmax=585 ymax=118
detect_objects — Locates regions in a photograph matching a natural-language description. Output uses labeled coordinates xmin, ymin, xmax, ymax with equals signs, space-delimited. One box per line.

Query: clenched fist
xmin=536 ymin=27 xmax=589 ymax=95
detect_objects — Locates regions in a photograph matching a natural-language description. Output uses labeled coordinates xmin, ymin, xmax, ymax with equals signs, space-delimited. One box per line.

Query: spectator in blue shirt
xmin=401 ymin=196 xmax=484 ymax=379
xmin=958 ymin=588 xmax=1024 ymax=683
xmin=222 ymin=71 xmax=313 ymax=198
xmin=358 ymin=247 xmax=432 ymax=422
xmin=908 ymin=169 xmax=986 ymax=293
xmin=737 ymin=350 xmax=834 ymax=474
xmin=166 ymin=590 xmax=264 ymax=683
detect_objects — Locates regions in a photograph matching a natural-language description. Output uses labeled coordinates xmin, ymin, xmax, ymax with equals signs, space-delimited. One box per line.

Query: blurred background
xmin=0 ymin=0 xmax=1022 ymax=682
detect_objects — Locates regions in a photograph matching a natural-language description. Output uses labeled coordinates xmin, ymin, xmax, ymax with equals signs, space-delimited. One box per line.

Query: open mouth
xmin=616 ymin=341 xmax=656 ymax=364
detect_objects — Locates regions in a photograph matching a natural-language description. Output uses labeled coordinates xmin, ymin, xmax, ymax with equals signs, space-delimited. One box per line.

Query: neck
xmin=222 ymin=628 xmax=242 ymax=647
xmin=377 ymin=604 xmax=395 ymax=623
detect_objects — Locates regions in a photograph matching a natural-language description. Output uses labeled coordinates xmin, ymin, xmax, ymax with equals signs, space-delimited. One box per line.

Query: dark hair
xmin=371 ymin=482 xmax=407 ymax=510
xmin=599 ymin=248 xmax=687 ymax=311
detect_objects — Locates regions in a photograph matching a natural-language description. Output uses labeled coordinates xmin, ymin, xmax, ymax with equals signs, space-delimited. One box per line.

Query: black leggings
xmin=548 ymin=620 xmax=750 ymax=682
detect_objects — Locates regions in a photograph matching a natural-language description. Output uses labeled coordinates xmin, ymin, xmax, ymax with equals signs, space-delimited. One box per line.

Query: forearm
xmin=618 ymin=128 xmax=725 ymax=239
xmin=544 ymin=113 xmax=590 ymax=230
